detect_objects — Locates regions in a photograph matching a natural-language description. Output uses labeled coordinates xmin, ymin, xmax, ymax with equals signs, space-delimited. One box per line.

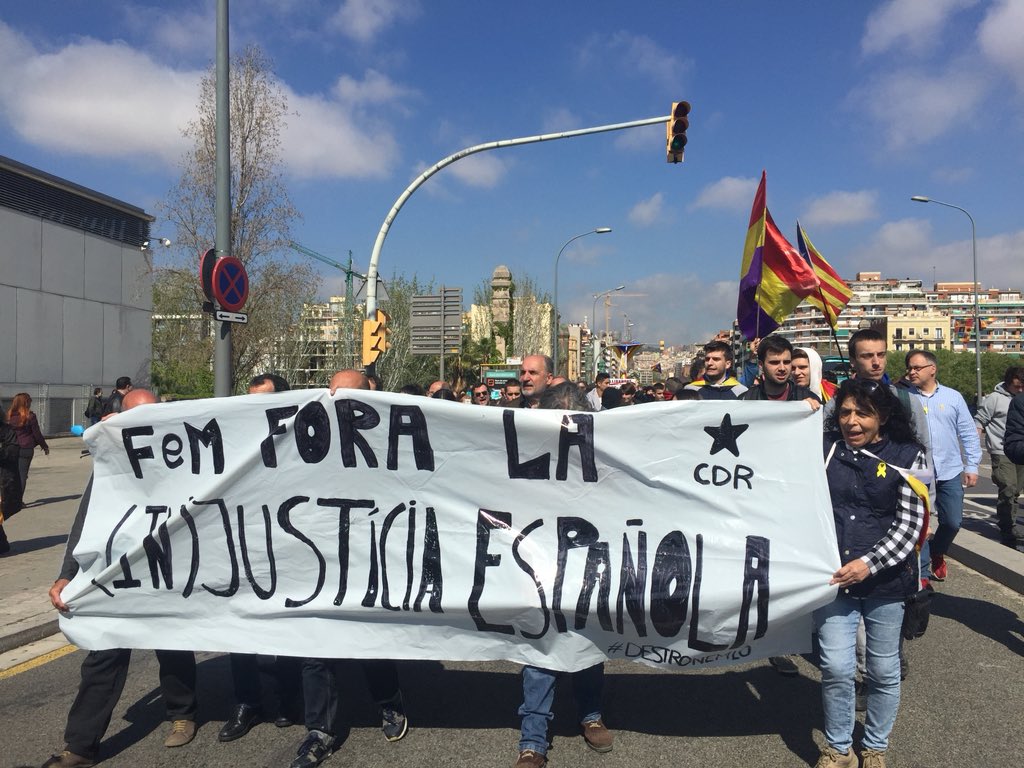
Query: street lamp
xmin=552 ymin=227 xmax=612 ymax=375
xmin=911 ymin=195 xmax=982 ymax=406
xmin=591 ymin=285 xmax=625 ymax=377
xmin=141 ymin=237 xmax=172 ymax=251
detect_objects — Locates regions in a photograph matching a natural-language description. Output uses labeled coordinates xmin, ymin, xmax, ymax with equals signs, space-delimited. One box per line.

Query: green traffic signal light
xmin=666 ymin=101 xmax=691 ymax=163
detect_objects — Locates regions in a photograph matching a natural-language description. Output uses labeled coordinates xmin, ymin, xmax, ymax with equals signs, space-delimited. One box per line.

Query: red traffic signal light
xmin=666 ymin=101 xmax=690 ymax=164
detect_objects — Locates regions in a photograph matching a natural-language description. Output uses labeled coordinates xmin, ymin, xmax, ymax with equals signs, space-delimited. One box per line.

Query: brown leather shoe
xmin=582 ymin=718 xmax=613 ymax=752
xmin=164 ymin=719 xmax=197 ymax=747
xmin=514 ymin=749 xmax=547 ymax=767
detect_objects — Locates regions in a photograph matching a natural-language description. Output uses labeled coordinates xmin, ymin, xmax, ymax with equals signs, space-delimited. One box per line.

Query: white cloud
xmin=978 ymin=0 xmax=1024 ymax=91
xmin=445 ymin=152 xmax=509 ymax=189
xmin=896 ymin=228 xmax=1024 ymax=287
xmin=587 ymin=274 xmax=738 ymax=343
xmin=930 ymin=166 xmax=975 ymax=184
xmin=283 ymin=91 xmax=398 ymax=179
xmin=0 ymin=22 xmax=411 ymax=181
xmin=690 ymin=176 xmax=759 ymax=212
xmin=577 ymin=31 xmax=693 ymax=90
xmin=629 ymin=193 xmax=665 ymax=227
xmin=849 ymin=67 xmax=988 ymax=150
xmin=861 ymin=0 xmax=977 ymax=57
xmin=542 ymin=107 xmax=580 ymax=133
xmin=801 ymin=191 xmax=879 ymax=229
xmin=613 ymin=122 xmax=664 ymax=153
xmin=0 ymin=28 xmax=197 ymax=164
xmin=332 ymin=69 xmax=414 ymax=106
xmin=328 ymin=0 xmax=419 ymax=43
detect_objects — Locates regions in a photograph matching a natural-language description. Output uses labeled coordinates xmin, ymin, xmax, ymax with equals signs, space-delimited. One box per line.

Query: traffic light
xmin=361 ymin=309 xmax=390 ymax=367
xmin=666 ymin=101 xmax=690 ymax=163
xmin=602 ymin=346 xmax=617 ymax=375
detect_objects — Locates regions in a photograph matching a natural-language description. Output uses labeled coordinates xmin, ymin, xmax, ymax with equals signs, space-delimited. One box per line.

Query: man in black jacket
xmin=740 ymin=335 xmax=821 ymax=410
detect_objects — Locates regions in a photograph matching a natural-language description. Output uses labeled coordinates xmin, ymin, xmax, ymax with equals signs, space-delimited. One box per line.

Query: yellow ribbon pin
xmin=876 ymin=462 xmax=887 ymax=478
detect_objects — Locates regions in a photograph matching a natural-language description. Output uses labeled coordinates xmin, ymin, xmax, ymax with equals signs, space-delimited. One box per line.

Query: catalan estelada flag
xmin=736 ymin=172 xmax=818 ymax=340
xmin=796 ymin=222 xmax=853 ymax=328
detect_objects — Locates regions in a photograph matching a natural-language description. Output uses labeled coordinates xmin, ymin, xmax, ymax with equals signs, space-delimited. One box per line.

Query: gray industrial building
xmin=0 ymin=155 xmax=155 ymax=435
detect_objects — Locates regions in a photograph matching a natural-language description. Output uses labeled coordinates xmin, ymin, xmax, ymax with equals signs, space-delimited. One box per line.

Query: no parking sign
xmin=211 ymin=256 xmax=249 ymax=312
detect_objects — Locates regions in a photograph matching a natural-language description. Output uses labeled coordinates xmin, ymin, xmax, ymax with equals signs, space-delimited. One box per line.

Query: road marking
xmin=0 ymin=642 xmax=77 ymax=679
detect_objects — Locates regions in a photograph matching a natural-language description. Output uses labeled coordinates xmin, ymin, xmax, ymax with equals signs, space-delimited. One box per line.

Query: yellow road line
xmin=0 ymin=644 xmax=78 ymax=680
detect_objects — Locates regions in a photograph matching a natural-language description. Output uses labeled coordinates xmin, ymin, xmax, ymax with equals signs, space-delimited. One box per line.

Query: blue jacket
xmin=824 ymin=436 xmax=922 ymax=601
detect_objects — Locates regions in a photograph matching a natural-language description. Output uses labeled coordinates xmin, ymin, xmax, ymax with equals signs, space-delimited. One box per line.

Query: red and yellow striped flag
xmin=796 ymin=222 xmax=853 ymax=328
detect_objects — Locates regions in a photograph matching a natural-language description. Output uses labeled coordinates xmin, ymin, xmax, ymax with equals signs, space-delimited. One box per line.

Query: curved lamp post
xmin=911 ymin=196 xmax=982 ymax=406
xmin=552 ymin=227 xmax=612 ymax=375
xmin=591 ymin=285 xmax=625 ymax=377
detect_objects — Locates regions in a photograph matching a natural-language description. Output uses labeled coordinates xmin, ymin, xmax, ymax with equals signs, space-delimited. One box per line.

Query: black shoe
xmin=290 ymin=730 xmax=333 ymax=768
xmin=0 ymin=539 xmax=10 ymax=555
xmin=275 ymin=714 xmax=295 ymax=728
xmin=381 ymin=699 xmax=408 ymax=742
xmin=218 ymin=703 xmax=261 ymax=742
xmin=855 ymin=680 xmax=867 ymax=712
xmin=768 ymin=655 xmax=799 ymax=677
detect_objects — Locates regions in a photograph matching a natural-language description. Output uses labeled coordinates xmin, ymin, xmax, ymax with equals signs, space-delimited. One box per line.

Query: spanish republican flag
xmin=736 ymin=171 xmax=818 ymax=340
xmin=796 ymin=222 xmax=853 ymax=328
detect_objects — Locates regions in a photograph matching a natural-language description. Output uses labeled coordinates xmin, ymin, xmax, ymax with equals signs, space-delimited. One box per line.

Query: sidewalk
xmin=2 ymin=438 xmax=1023 ymax=656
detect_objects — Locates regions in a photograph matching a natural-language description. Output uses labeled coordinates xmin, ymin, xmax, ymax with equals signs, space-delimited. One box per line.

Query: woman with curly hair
xmin=814 ymin=378 xmax=929 ymax=768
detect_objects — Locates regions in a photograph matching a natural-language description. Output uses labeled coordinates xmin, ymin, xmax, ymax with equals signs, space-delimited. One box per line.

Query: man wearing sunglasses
xmin=905 ymin=350 xmax=981 ymax=581
xmin=471 ymin=384 xmax=493 ymax=405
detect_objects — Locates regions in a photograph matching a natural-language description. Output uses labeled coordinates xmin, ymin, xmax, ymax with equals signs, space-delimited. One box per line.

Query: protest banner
xmin=60 ymin=392 xmax=839 ymax=672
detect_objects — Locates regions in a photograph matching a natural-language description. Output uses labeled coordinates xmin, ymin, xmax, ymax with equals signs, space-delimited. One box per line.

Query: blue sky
xmin=2 ymin=0 xmax=1023 ymax=345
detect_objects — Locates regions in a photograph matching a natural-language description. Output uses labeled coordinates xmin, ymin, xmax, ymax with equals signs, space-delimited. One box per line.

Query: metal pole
xmin=439 ymin=285 xmax=445 ymax=384
xmin=553 ymin=228 xmax=610 ymax=376
xmin=911 ymin=197 xmax=982 ymax=406
xmin=213 ymin=0 xmax=232 ymax=397
xmin=590 ymin=286 xmax=624 ymax=376
xmin=364 ymin=114 xmax=671 ymax=321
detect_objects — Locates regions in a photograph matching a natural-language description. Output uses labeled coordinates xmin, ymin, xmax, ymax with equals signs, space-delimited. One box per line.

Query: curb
xmin=948 ymin=527 xmax=1024 ymax=596
xmin=0 ymin=618 xmax=61 ymax=654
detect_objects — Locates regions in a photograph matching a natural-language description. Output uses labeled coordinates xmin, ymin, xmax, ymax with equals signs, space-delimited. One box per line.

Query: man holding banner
xmin=515 ymin=365 xmax=611 ymax=768
xmin=43 ymin=389 xmax=198 ymax=768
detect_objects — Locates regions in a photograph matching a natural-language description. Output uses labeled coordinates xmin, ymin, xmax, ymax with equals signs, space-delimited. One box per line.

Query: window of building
xmin=922 ymin=327 xmax=929 ymax=336
xmin=935 ymin=328 xmax=943 ymax=339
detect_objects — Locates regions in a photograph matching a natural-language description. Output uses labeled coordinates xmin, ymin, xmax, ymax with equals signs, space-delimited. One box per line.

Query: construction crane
xmin=287 ymin=240 xmax=366 ymax=374
xmin=287 ymin=240 xmax=365 ymax=309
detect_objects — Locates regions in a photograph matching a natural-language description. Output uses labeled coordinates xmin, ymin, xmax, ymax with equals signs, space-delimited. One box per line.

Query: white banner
xmin=61 ymin=392 xmax=840 ymax=672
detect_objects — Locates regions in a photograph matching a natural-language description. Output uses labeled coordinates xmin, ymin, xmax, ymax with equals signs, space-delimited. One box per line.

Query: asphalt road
xmin=3 ymin=559 xmax=1022 ymax=768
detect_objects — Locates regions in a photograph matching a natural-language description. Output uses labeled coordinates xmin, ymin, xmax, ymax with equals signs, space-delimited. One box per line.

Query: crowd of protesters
xmin=25 ymin=330 xmax=1024 ymax=768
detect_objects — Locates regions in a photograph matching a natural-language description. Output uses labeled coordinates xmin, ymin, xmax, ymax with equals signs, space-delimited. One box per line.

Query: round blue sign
xmin=211 ymin=256 xmax=249 ymax=312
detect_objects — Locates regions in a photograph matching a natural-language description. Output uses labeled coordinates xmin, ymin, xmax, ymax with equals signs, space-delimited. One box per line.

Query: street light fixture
xmin=911 ymin=195 xmax=982 ymax=407
xmin=141 ymin=237 xmax=172 ymax=251
xmin=591 ymin=285 xmax=625 ymax=377
xmin=552 ymin=227 xmax=612 ymax=375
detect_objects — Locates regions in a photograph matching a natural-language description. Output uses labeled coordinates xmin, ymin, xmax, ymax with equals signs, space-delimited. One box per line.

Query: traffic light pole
xmin=362 ymin=112 xmax=674 ymax=328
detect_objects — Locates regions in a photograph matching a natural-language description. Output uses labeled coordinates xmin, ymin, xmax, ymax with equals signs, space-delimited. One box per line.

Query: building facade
xmin=0 ymin=156 xmax=155 ymax=433
xmin=775 ymin=271 xmax=1024 ymax=356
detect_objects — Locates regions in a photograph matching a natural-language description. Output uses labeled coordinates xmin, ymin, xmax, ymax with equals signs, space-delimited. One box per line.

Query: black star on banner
xmin=703 ymin=413 xmax=749 ymax=457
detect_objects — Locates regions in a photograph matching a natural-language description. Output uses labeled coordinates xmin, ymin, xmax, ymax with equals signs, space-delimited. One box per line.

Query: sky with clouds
xmin=1 ymin=0 xmax=1022 ymax=345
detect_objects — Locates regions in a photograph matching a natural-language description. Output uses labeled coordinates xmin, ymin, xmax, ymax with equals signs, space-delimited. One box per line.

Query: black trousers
xmin=229 ymin=653 xmax=302 ymax=713
xmin=302 ymin=659 xmax=400 ymax=735
xmin=64 ymin=648 xmax=197 ymax=759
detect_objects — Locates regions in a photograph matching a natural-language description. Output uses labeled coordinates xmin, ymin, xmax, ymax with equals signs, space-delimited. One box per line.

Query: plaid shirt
xmin=854 ymin=448 xmax=928 ymax=574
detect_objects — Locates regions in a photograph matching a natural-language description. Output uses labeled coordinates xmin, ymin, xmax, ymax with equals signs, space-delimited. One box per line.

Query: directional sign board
xmin=211 ymin=256 xmax=249 ymax=313
xmin=410 ymin=287 xmax=462 ymax=355
xmin=214 ymin=310 xmax=248 ymax=324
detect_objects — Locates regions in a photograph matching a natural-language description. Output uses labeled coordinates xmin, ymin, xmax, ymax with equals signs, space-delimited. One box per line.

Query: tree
xmin=885 ymin=349 xmax=1024 ymax=404
xmin=154 ymin=46 xmax=317 ymax=395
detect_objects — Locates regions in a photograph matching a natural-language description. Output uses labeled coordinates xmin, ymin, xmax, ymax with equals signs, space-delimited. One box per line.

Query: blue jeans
xmin=920 ymin=477 xmax=964 ymax=577
xmin=518 ymin=664 xmax=603 ymax=755
xmin=814 ymin=595 xmax=904 ymax=753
